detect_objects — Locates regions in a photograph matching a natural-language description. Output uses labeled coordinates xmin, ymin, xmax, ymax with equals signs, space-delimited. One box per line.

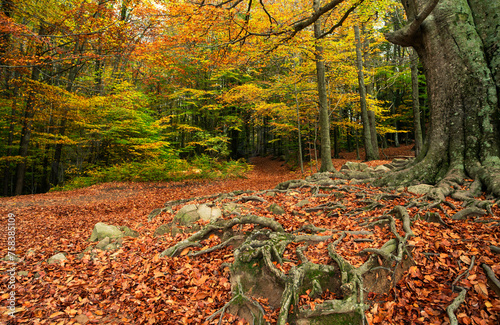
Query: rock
xmin=1 ymin=253 xmax=20 ymax=263
xmin=197 ymin=204 xmax=213 ymax=221
xmin=340 ymin=161 xmax=369 ymax=172
xmin=95 ymin=237 xmax=111 ymax=250
xmin=89 ymin=222 xmax=123 ymax=242
xmin=296 ymin=199 xmax=310 ymax=208
xmin=173 ymin=204 xmax=222 ymax=226
xmin=119 ymin=226 xmax=139 ymax=238
xmin=95 ymin=236 xmax=123 ymax=251
xmin=197 ymin=204 xmax=222 ymax=222
xmin=47 ymin=253 xmax=67 ymax=264
xmin=104 ymin=242 xmax=120 ymax=250
xmin=173 ymin=204 xmax=199 ymax=225
xmin=154 ymin=224 xmax=172 ymax=237
xmin=343 ymin=170 xmax=372 ymax=180
xmin=407 ymin=184 xmax=434 ymax=195
xmin=374 ymin=165 xmax=391 ymax=172
xmin=268 ymin=203 xmax=285 ymax=215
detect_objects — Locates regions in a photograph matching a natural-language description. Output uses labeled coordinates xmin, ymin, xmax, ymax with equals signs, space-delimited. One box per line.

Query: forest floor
xmin=1 ymin=145 xmax=499 ymax=324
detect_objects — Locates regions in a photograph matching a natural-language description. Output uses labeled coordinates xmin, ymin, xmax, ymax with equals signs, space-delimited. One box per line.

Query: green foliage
xmin=1 ymin=0 xmax=421 ymax=196
xmin=52 ymin=155 xmax=251 ymax=191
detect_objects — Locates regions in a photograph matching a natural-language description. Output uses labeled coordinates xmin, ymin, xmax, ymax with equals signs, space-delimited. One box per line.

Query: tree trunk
xmin=354 ymin=25 xmax=379 ymax=161
xmin=314 ymin=0 xmax=335 ymax=172
xmin=410 ymin=48 xmax=424 ymax=157
xmin=15 ymin=94 xmax=36 ymax=195
xmin=294 ymin=82 xmax=304 ymax=174
xmin=384 ymin=0 xmax=500 ymax=197
xmin=368 ymin=110 xmax=379 ymax=157
xmin=391 ymin=89 xmax=401 ymax=147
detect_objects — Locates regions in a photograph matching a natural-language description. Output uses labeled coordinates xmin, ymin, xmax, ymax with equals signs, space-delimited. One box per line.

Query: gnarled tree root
xmin=481 ymin=263 xmax=500 ymax=297
xmin=160 ymin=202 xmax=415 ymax=324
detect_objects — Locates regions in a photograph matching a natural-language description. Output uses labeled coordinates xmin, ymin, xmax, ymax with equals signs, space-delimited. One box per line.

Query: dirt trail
xmin=0 ymin=157 xmax=302 ymax=253
xmin=0 ymin=148 xmax=413 ymax=253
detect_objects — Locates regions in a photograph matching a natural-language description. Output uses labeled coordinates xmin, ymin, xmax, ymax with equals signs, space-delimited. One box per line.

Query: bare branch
xmin=317 ymin=0 xmax=364 ymax=38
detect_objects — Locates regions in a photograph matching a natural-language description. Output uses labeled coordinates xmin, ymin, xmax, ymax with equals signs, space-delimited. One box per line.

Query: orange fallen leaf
xmin=474 ymin=282 xmax=488 ymax=297
xmin=49 ymin=311 xmax=65 ymax=318
xmin=459 ymin=255 xmax=471 ymax=265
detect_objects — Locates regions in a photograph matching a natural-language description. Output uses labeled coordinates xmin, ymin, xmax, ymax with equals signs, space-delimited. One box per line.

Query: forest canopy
xmin=1 ymin=0 xmax=429 ymax=195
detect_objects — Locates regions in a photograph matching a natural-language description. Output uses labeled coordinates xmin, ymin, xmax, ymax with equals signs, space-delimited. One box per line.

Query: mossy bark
xmin=382 ymin=0 xmax=500 ymax=197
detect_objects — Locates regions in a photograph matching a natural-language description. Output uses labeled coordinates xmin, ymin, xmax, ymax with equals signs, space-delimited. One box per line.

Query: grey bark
xmin=410 ymin=48 xmax=424 ymax=157
xmin=368 ymin=110 xmax=378 ymax=157
xmin=382 ymin=0 xmax=500 ymax=197
xmin=314 ymin=0 xmax=335 ymax=172
xmin=294 ymin=82 xmax=304 ymax=174
xmin=354 ymin=25 xmax=378 ymax=161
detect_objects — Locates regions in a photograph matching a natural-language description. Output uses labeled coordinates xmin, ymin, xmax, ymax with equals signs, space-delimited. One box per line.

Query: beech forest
xmin=1 ymin=0 xmax=499 ymax=325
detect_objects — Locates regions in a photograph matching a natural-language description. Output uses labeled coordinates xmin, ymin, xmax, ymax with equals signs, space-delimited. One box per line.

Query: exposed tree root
xmin=451 ymin=207 xmax=487 ymax=220
xmin=160 ymin=215 xmax=284 ymax=257
xmin=481 ymin=263 xmax=500 ymax=297
xmin=447 ymin=256 xmax=475 ymax=325
xmin=161 ymin=199 xmax=414 ymax=324
xmin=446 ymin=288 xmax=467 ymax=325
xmin=207 ymin=279 xmax=266 ymax=325
xmin=157 ymin=158 xmax=499 ymax=324
xmin=490 ymin=245 xmax=500 ymax=255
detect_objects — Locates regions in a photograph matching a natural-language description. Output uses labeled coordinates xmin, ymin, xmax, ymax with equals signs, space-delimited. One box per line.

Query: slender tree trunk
xmin=51 ymin=39 xmax=87 ymax=187
xmin=15 ymin=94 xmax=36 ymax=195
xmin=368 ymin=110 xmax=379 ymax=155
xmin=333 ymin=125 xmax=340 ymax=159
xmin=313 ymin=120 xmax=319 ymax=172
xmin=391 ymin=90 xmax=401 ymax=147
xmin=354 ymin=25 xmax=378 ymax=161
xmin=355 ymin=128 xmax=360 ymax=160
xmin=294 ymin=83 xmax=304 ymax=174
xmin=410 ymin=48 xmax=424 ymax=157
xmin=3 ymin=96 xmax=16 ymax=196
xmin=314 ymin=0 xmax=334 ymax=171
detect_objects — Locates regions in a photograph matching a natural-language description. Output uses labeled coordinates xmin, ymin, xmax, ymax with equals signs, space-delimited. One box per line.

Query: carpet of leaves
xmin=1 ymin=148 xmax=499 ymax=325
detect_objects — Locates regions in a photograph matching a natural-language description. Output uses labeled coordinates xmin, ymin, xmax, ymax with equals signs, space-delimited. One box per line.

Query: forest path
xmin=0 ymin=148 xmax=411 ymax=253
xmin=0 ymin=156 xmax=302 ymax=254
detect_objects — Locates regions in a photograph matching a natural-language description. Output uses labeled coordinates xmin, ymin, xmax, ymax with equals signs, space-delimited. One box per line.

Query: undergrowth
xmin=51 ymin=155 xmax=252 ymax=191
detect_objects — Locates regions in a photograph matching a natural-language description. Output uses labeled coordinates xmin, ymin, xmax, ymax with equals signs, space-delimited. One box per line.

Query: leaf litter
xmin=0 ymin=148 xmax=499 ymax=324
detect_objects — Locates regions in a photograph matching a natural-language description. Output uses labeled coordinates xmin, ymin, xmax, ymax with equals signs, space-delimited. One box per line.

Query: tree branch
xmin=317 ymin=1 xmax=364 ymax=38
xmin=385 ymin=0 xmax=440 ymax=47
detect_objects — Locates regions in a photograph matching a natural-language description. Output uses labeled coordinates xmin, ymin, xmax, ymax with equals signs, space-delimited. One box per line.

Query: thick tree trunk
xmin=354 ymin=25 xmax=379 ymax=161
xmin=384 ymin=0 xmax=500 ymax=197
xmin=314 ymin=0 xmax=334 ymax=172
